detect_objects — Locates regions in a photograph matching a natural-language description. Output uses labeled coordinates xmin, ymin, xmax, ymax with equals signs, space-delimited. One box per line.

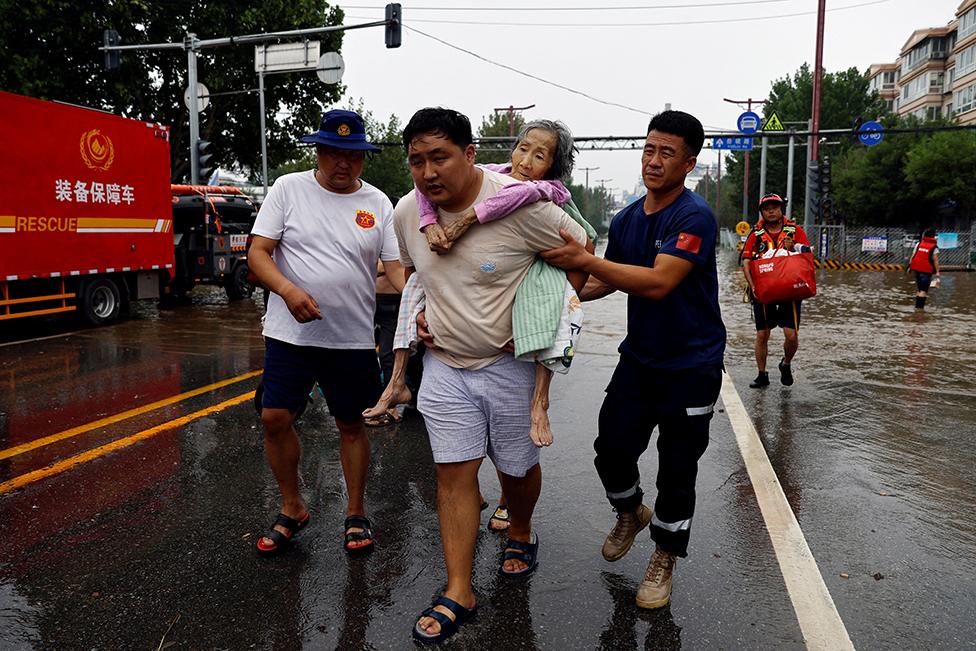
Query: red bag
xmin=751 ymin=252 xmax=817 ymax=304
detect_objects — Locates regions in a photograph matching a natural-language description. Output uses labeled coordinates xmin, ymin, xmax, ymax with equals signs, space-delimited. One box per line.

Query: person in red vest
xmin=741 ymin=193 xmax=810 ymax=388
xmin=907 ymin=229 xmax=941 ymax=310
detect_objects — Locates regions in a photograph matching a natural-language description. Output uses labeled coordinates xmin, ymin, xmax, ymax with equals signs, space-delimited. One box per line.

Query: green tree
xmin=476 ymin=111 xmax=523 ymax=165
xmin=719 ymin=64 xmax=889 ymax=228
xmin=904 ymin=129 xmax=976 ymax=222
xmin=0 ymin=0 xmax=344 ymax=181
xmin=269 ymin=101 xmax=413 ymax=202
xmin=567 ymin=182 xmax=612 ymax=235
xmin=831 ymin=121 xmax=916 ymax=225
xmin=693 ymin=172 xmax=721 ymax=215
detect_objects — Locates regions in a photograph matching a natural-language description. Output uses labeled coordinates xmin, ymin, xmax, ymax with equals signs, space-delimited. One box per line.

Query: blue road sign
xmin=712 ymin=136 xmax=753 ymax=151
xmin=737 ymin=111 xmax=761 ymax=134
xmin=858 ymin=120 xmax=884 ymax=146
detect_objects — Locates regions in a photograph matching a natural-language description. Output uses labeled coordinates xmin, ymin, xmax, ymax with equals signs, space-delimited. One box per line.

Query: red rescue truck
xmin=0 ymin=91 xmax=174 ymax=325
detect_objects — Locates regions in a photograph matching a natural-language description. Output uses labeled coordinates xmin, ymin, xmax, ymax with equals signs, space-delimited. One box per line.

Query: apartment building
xmin=866 ymin=0 xmax=976 ymax=125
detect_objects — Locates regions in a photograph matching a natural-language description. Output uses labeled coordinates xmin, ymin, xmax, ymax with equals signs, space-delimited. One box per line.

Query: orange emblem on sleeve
xmin=355 ymin=210 xmax=376 ymax=229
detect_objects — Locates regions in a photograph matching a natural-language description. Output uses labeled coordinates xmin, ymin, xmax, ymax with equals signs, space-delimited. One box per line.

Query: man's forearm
xmin=249 ymin=249 xmax=295 ymax=296
xmin=579 ymin=276 xmax=615 ymax=301
xmin=582 ymin=255 xmax=673 ymax=300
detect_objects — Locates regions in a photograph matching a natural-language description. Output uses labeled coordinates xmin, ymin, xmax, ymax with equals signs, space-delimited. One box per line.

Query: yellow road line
xmin=0 ymin=390 xmax=254 ymax=494
xmin=0 ymin=370 xmax=262 ymax=461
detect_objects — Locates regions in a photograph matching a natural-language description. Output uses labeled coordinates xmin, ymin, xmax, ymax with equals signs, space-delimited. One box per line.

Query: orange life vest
xmin=909 ymin=236 xmax=937 ymax=273
xmin=749 ymin=219 xmax=799 ymax=260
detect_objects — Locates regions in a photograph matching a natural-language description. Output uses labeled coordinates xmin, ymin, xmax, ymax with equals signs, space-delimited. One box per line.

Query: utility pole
xmin=723 ymin=97 xmax=767 ymax=218
xmin=493 ymin=103 xmax=535 ymax=138
xmin=579 ymin=166 xmax=600 ymax=191
xmin=811 ymin=0 xmax=827 ymax=163
xmin=578 ymin=166 xmax=599 ymax=218
xmin=716 ymin=152 xmax=722 ymax=211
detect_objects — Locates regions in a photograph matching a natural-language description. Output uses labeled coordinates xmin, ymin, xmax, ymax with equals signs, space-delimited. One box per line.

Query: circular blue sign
xmin=858 ymin=120 xmax=884 ymax=146
xmin=737 ymin=111 xmax=761 ymax=135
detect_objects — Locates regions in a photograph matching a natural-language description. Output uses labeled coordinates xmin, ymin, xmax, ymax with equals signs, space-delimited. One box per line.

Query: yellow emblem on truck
xmin=79 ymin=129 xmax=115 ymax=171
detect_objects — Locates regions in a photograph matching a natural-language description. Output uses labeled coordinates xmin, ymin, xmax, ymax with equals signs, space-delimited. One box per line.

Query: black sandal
xmin=499 ymin=532 xmax=539 ymax=577
xmin=412 ymin=595 xmax=478 ymax=645
xmin=255 ymin=512 xmax=310 ymax=556
xmin=344 ymin=515 xmax=376 ymax=555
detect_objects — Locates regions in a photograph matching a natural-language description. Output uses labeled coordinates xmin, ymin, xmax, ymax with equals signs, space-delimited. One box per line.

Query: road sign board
xmin=858 ymin=120 xmax=884 ymax=146
xmin=254 ymin=41 xmax=321 ymax=73
xmin=735 ymin=221 xmax=751 ymax=236
xmin=737 ymin=111 xmax=760 ymax=134
xmin=712 ymin=136 xmax=753 ymax=151
xmin=183 ymin=83 xmax=209 ymax=112
xmin=316 ymin=52 xmax=345 ymax=84
xmin=761 ymin=112 xmax=785 ymax=131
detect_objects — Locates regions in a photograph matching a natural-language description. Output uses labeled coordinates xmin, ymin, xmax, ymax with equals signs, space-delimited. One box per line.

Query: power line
xmin=404 ymin=25 xmax=654 ymax=117
xmin=342 ymin=0 xmax=797 ymax=10
xmin=348 ymin=0 xmax=888 ymax=27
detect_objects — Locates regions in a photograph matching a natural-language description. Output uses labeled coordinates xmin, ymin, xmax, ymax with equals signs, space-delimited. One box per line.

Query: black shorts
xmin=262 ymin=337 xmax=382 ymax=422
xmin=753 ymin=299 xmax=801 ymax=331
xmin=914 ymin=271 xmax=933 ymax=292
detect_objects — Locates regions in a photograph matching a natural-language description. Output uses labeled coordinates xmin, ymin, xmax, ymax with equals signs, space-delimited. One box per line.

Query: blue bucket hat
xmin=299 ymin=109 xmax=381 ymax=151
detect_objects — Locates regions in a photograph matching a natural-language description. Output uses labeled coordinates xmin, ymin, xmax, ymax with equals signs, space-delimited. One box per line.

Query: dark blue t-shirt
xmin=605 ymin=189 xmax=726 ymax=370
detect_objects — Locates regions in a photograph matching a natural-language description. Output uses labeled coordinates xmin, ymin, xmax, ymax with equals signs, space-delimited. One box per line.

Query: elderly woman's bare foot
xmin=529 ymin=402 xmax=553 ymax=447
xmin=363 ymin=383 xmax=413 ymax=420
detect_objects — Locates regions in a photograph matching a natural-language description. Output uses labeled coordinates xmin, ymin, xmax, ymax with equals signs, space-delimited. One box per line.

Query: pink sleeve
xmin=472 ymin=179 xmax=570 ymax=224
xmin=415 ymin=184 xmax=439 ymax=230
xmin=481 ymin=162 xmax=512 ymax=174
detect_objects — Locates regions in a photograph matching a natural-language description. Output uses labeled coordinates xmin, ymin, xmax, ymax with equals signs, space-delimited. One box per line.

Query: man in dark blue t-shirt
xmin=542 ymin=110 xmax=726 ymax=611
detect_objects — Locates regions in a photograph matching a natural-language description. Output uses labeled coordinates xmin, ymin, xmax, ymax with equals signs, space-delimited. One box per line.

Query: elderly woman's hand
xmin=424 ymin=223 xmax=453 ymax=254
xmin=442 ymin=209 xmax=478 ymax=245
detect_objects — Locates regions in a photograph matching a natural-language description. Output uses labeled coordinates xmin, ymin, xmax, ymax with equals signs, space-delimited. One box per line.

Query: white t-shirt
xmin=395 ymin=167 xmax=588 ymax=370
xmin=252 ymin=170 xmax=398 ymax=348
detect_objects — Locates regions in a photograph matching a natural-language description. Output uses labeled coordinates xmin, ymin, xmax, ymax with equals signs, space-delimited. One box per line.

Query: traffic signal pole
xmin=186 ymin=35 xmax=201 ymax=184
xmin=100 ymin=7 xmax=401 ymax=184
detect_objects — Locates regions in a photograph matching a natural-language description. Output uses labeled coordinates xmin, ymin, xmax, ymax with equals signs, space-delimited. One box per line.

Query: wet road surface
xmin=1 ymin=252 xmax=974 ymax=649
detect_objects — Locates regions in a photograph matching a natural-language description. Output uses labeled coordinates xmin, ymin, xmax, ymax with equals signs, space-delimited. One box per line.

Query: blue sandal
xmin=412 ymin=595 xmax=478 ymax=645
xmin=499 ymin=532 xmax=539 ymax=577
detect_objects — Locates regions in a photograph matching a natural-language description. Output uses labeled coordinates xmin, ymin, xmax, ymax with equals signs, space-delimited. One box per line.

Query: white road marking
xmin=721 ymin=372 xmax=855 ymax=651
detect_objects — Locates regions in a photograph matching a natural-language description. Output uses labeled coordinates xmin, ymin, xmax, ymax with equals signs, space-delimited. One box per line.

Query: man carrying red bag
xmin=742 ymin=193 xmax=811 ymax=388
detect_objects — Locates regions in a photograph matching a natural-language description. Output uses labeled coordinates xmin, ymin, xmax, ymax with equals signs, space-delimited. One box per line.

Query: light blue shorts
xmin=417 ymin=351 xmax=540 ymax=477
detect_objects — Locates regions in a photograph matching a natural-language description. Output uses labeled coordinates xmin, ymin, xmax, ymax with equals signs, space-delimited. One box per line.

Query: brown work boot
xmin=601 ymin=503 xmax=652 ymax=562
xmin=636 ymin=546 xmax=676 ymax=609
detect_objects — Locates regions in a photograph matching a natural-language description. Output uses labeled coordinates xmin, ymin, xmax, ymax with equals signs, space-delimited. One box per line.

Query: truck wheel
xmin=80 ymin=278 xmax=122 ymax=325
xmin=225 ymin=263 xmax=254 ymax=301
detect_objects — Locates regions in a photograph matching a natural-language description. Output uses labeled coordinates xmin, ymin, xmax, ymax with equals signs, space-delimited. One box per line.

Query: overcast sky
xmin=336 ymin=0 xmax=962 ymax=201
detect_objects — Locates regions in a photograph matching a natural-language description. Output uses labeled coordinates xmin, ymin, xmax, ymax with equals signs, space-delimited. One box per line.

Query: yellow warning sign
xmin=761 ymin=112 xmax=785 ymax=131
xmin=735 ymin=221 xmax=751 ymax=236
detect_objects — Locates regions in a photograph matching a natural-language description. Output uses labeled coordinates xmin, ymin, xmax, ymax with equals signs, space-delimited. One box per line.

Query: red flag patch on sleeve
xmin=676 ymin=232 xmax=702 ymax=254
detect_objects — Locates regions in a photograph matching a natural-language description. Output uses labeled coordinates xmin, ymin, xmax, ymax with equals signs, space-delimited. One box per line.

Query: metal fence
xmin=808 ymin=224 xmax=975 ymax=268
xmin=721 ymin=223 xmax=976 ymax=269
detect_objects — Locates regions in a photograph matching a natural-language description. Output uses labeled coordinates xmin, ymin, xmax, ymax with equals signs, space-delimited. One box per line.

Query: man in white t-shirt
xmin=248 ymin=109 xmax=404 ymax=558
xmin=400 ymin=108 xmax=591 ymax=645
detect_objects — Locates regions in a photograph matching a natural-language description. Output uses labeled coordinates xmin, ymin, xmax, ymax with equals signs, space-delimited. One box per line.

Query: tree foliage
xmin=269 ymin=101 xmax=413 ymax=203
xmin=904 ymin=129 xmax=976 ymax=221
xmin=567 ymin=182 xmax=613 ymax=236
xmin=0 ymin=0 xmax=344 ymax=181
xmin=717 ymin=64 xmax=889 ymax=228
xmin=476 ymin=111 xmax=523 ymax=165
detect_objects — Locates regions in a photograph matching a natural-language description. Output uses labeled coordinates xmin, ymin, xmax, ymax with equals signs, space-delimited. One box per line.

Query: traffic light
xmin=820 ymin=157 xmax=832 ymax=197
xmin=821 ymin=196 xmax=834 ymax=223
xmin=807 ymin=160 xmax=821 ymax=215
xmin=385 ymin=3 xmax=401 ymax=49
xmin=103 ymin=29 xmax=120 ymax=71
xmin=197 ymin=139 xmax=213 ymax=181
